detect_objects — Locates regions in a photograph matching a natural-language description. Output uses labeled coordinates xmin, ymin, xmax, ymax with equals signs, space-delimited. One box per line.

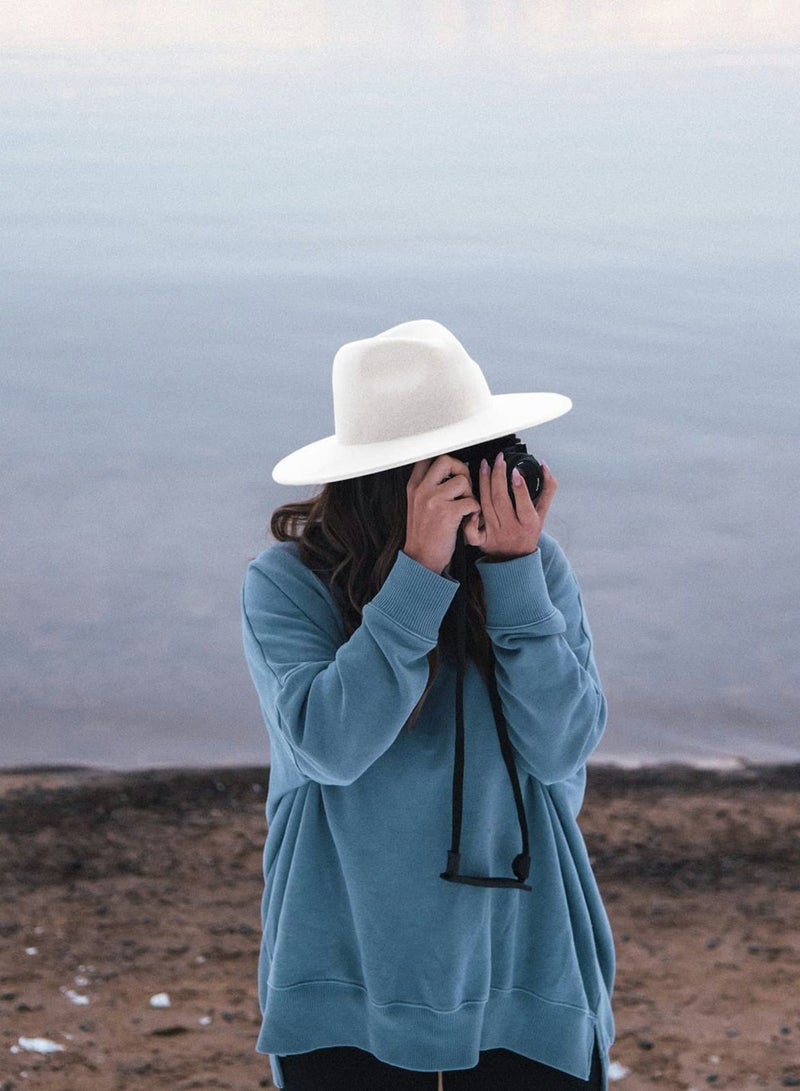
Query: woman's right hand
xmin=403 ymin=456 xmax=481 ymax=574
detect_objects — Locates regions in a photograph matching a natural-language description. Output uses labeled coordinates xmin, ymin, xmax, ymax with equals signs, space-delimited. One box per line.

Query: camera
xmin=449 ymin=434 xmax=544 ymax=506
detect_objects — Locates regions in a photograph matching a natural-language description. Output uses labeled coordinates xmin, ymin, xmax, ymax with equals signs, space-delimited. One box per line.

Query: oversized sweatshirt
xmin=241 ymin=533 xmax=615 ymax=1088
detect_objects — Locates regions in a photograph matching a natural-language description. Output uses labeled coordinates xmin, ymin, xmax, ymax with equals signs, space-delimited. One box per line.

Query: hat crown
xmin=332 ymin=320 xmax=492 ymax=445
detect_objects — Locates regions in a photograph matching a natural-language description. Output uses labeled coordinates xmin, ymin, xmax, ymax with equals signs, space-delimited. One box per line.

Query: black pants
xmin=279 ymin=1045 xmax=603 ymax=1090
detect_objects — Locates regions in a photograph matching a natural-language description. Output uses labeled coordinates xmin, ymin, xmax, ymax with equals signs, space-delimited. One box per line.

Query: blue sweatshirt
xmin=241 ymin=534 xmax=615 ymax=1088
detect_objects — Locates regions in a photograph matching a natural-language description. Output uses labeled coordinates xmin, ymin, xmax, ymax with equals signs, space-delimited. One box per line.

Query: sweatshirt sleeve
xmin=242 ymin=546 xmax=459 ymax=786
xmin=475 ymin=534 xmax=607 ymax=785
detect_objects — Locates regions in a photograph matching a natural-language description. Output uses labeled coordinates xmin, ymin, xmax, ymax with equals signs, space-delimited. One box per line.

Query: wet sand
xmin=1 ymin=764 xmax=798 ymax=1090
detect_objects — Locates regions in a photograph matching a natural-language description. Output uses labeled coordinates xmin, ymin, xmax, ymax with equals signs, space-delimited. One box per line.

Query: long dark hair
xmin=270 ymin=446 xmax=502 ymax=727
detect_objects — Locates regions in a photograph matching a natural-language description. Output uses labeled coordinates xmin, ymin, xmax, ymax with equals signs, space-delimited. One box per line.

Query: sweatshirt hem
xmin=257 ymin=979 xmax=606 ymax=1084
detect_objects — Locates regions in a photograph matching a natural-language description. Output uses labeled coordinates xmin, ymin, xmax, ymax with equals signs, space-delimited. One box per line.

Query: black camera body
xmin=450 ymin=434 xmax=544 ymax=507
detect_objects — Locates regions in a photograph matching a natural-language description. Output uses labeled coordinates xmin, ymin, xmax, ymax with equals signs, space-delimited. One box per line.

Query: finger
xmin=459 ymin=497 xmax=482 ymax=520
xmin=407 ymin=459 xmax=433 ymax=491
xmin=533 ymin=463 xmax=558 ymax=523
xmin=509 ymin=465 xmax=538 ymax=524
xmin=490 ymin=452 xmax=515 ymax=524
xmin=462 ymin=510 xmax=486 ymax=548
xmin=438 ymin=470 xmax=476 ymax=501
xmin=426 ymin=454 xmax=471 ymax=486
xmin=445 ymin=497 xmax=481 ymax=533
xmin=477 ymin=457 xmax=498 ymax=527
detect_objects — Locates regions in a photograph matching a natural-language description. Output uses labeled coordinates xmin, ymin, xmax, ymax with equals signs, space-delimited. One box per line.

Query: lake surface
xmin=2 ymin=3 xmax=799 ymax=768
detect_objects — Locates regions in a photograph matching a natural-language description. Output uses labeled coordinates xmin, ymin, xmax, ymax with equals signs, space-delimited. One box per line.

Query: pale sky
xmin=2 ymin=0 xmax=800 ymax=53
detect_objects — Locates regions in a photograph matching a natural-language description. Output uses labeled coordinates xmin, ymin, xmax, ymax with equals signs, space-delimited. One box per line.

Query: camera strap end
xmin=441 ymin=851 xmax=461 ymax=880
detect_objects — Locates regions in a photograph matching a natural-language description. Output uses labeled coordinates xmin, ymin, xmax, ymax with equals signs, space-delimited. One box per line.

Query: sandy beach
xmin=1 ymin=764 xmax=798 ymax=1091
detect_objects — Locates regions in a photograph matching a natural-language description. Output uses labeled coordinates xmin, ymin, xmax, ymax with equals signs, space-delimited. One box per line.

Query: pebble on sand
xmin=15 ymin=1036 xmax=66 ymax=1054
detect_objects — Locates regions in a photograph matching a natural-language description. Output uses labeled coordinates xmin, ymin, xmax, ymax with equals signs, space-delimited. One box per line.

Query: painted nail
xmin=495 ymin=451 xmax=504 ymax=466
xmin=511 ymin=467 xmax=523 ymax=487
xmin=480 ymin=458 xmax=489 ymax=475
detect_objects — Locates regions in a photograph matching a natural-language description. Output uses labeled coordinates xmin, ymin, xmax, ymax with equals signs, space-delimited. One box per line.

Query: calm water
xmin=2 ymin=4 xmax=799 ymax=768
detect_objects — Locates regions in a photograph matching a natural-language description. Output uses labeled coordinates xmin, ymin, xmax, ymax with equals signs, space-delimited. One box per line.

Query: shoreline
xmin=2 ymin=761 xmax=798 ymax=832
xmin=2 ymin=757 xmax=798 ymax=790
xmin=1 ymin=764 xmax=798 ymax=1089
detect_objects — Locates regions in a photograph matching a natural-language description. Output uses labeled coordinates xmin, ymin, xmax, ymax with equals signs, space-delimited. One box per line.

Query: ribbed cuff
xmin=476 ymin=550 xmax=559 ymax=628
xmin=368 ymin=550 xmax=459 ymax=640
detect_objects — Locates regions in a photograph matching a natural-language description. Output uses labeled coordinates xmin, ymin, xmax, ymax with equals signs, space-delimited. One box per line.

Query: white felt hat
xmin=272 ymin=319 xmax=572 ymax=485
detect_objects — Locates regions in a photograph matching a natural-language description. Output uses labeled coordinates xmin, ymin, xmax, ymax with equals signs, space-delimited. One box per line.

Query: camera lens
xmin=507 ymin=453 xmax=543 ymax=503
xmin=449 ymin=435 xmax=543 ymax=506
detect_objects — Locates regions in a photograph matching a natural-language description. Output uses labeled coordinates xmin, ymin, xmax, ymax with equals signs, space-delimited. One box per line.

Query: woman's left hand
xmin=462 ymin=453 xmax=557 ymax=560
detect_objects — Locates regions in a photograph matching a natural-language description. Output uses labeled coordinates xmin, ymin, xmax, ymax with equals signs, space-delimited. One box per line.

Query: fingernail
xmin=511 ymin=466 xmax=523 ymax=487
xmin=480 ymin=458 xmax=489 ymax=475
xmin=494 ymin=451 xmax=504 ymax=466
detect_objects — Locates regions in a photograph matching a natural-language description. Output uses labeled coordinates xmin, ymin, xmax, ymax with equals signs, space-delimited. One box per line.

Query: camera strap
xmin=440 ymin=531 xmax=532 ymax=891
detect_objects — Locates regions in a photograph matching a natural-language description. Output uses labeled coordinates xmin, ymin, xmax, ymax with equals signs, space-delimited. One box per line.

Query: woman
xmin=242 ymin=320 xmax=615 ymax=1090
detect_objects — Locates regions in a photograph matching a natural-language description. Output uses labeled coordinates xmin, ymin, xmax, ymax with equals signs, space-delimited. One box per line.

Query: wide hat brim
xmin=272 ymin=391 xmax=572 ymax=485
